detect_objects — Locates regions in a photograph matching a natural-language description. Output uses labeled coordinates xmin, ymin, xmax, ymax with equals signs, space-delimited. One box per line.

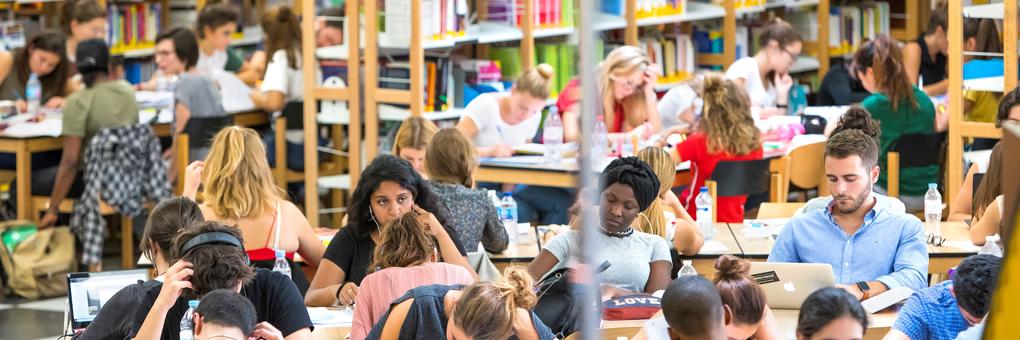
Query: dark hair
xmin=261 ymin=5 xmax=302 ymax=69
xmin=927 ymin=2 xmax=948 ymax=35
xmin=141 ymin=197 xmax=205 ymax=264
xmin=196 ymin=3 xmax=240 ymax=39
xmin=173 ymin=222 xmax=254 ymax=297
xmin=851 ymin=35 xmax=918 ymax=112
xmin=758 ymin=18 xmax=802 ymax=88
xmin=195 ymin=289 xmax=257 ymax=337
xmin=348 ymin=155 xmax=450 ymax=237
xmin=368 ymin=212 xmax=437 ymax=271
xmin=318 ymin=7 xmax=345 ymax=30
xmin=14 ymin=30 xmax=71 ymax=101
xmin=60 ymin=0 xmax=105 ymax=35
xmin=797 ymin=288 xmax=868 ymax=339
xmin=600 ymin=157 xmax=660 ymax=212
xmin=831 ymin=106 xmax=881 ymax=139
xmin=156 ymin=27 xmax=199 ymax=69
xmin=974 ymin=143 xmax=1003 ymax=220
xmin=712 ymin=255 xmax=765 ymax=326
xmin=825 ymin=129 xmax=880 ymax=169
xmin=997 ymin=87 xmax=1020 ymax=127
xmin=964 ymin=18 xmax=1001 ymax=59
xmin=76 ymin=39 xmax=110 ymax=88
xmin=662 ymin=275 xmax=723 ymax=338
xmin=954 ymin=254 xmax=1002 ymax=317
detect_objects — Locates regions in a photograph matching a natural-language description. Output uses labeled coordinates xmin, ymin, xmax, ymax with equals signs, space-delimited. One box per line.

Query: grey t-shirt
xmin=543 ymin=230 xmax=671 ymax=293
xmin=175 ymin=73 xmax=225 ymax=119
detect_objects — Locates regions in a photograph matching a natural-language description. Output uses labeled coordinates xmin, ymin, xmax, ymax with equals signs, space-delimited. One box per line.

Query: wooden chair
xmin=756 ymin=202 xmax=807 ymax=219
xmin=705 ymin=159 xmax=776 ymax=222
xmin=272 ymin=117 xmax=312 ymax=189
xmin=563 ymin=327 xmax=643 ymax=340
xmin=886 ymin=133 xmax=945 ymax=198
xmin=779 ymin=141 xmax=825 ymax=203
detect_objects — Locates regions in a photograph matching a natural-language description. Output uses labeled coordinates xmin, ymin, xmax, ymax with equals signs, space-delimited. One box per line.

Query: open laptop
xmin=749 ymin=262 xmax=835 ymax=310
xmin=66 ymin=269 xmax=149 ymax=331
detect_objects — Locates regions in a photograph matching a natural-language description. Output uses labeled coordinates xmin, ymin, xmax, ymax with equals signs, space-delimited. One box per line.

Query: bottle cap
xmin=682 ymin=260 xmax=692 ymax=266
xmin=928 ymin=183 xmax=937 ymax=189
xmin=188 ymin=300 xmax=199 ymax=308
xmin=276 ymin=249 xmax=286 ymax=258
xmin=700 ymin=186 xmax=708 ymax=192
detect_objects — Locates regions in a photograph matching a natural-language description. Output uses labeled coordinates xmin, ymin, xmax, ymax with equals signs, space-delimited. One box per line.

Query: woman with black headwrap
xmin=527 ymin=157 xmax=673 ymax=298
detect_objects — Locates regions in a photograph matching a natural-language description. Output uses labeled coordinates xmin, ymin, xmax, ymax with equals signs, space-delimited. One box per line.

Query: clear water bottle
xmin=543 ymin=106 xmax=564 ymax=164
xmin=273 ymin=249 xmax=291 ymax=278
xmin=678 ymin=260 xmax=697 ymax=277
xmin=26 ymin=73 xmax=41 ymax=114
xmin=180 ymin=299 xmax=199 ymax=340
xmin=979 ymin=235 xmax=1003 ymax=257
xmin=500 ymin=192 xmax=519 ymax=243
xmin=488 ymin=190 xmax=501 ymax=209
xmin=695 ymin=187 xmax=714 ymax=240
xmin=590 ymin=115 xmax=610 ymax=170
xmin=924 ymin=183 xmax=942 ymax=236
xmin=157 ymin=75 xmax=179 ymax=92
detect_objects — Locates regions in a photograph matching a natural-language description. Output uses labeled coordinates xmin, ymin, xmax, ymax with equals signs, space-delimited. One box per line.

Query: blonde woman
xmin=456 ymin=64 xmax=555 ymax=157
xmin=182 ymin=126 xmax=325 ymax=294
xmin=426 ymin=128 xmax=508 ymax=253
xmin=393 ymin=116 xmax=439 ymax=178
xmin=673 ymin=74 xmax=762 ymax=223
xmin=556 ymin=45 xmax=662 ymax=143
xmin=633 ymin=147 xmax=704 ymax=255
xmin=365 ymin=267 xmax=554 ymax=339
xmin=350 ymin=213 xmax=475 ymax=340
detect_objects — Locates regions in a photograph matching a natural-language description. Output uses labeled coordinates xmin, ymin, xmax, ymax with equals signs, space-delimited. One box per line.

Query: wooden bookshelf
xmin=946 ymin=0 xmax=1017 ymax=205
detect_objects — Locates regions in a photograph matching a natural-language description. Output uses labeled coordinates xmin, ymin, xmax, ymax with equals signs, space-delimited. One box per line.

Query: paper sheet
xmin=480 ymin=155 xmax=545 ymax=165
xmin=2 ymin=117 xmax=61 ymax=137
xmin=941 ymin=240 xmax=982 ymax=253
xmin=213 ymin=71 xmax=256 ymax=113
xmin=134 ymin=91 xmax=174 ymax=108
xmin=307 ymin=307 xmax=354 ymax=327
xmin=697 ymin=239 xmax=730 ymax=254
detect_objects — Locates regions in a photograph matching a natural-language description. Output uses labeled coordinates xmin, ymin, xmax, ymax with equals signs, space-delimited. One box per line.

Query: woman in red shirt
xmin=557 ymin=45 xmax=662 ymax=143
xmin=674 ymin=74 xmax=763 ymax=223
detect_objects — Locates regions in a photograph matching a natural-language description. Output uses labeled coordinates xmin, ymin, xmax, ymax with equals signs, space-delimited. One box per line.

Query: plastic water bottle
xmin=695 ymin=187 xmax=715 ymax=240
xmin=500 ymin=192 xmax=519 ymax=243
xmin=272 ymin=249 xmax=291 ymax=278
xmin=924 ymin=183 xmax=942 ymax=236
xmin=25 ymin=73 xmax=41 ymax=114
xmin=678 ymin=260 xmax=698 ymax=277
xmin=488 ymin=190 xmax=501 ymax=210
xmin=591 ymin=115 xmax=609 ymax=169
xmin=543 ymin=106 xmax=564 ymax=164
xmin=157 ymin=75 xmax=178 ymax=92
xmin=180 ymin=299 xmax=199 ymax=340
xmin=979 ymin=235 xmax=1003 ymax=257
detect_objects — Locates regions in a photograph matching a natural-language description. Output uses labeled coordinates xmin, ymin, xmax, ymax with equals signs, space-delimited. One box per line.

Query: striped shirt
xmin=351 ymin=263 xmax=474 ymax=340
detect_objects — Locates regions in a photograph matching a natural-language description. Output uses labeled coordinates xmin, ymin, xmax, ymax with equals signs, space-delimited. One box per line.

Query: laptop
xmin=66 ymin=269 xmax=149 ymax=331
xmin=749 ymin=262 xmax=835 ymax=310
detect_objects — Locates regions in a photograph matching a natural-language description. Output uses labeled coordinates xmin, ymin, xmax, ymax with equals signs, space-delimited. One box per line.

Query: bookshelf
xmin=945 ymin=0 xmax=1017 ymax=205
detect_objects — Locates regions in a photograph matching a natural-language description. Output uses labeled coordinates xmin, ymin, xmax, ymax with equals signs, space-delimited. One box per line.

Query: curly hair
xmin=347 ymin=155 xmax=450 ymax=238
xmin=699 ymin=73 xmax=761 ymax=156
xmin=173 ymin=221 xmax=255 ymax=297
xmin=368 ymin=212 xmax=437 ymax=271
xmin=831 ymin=106 xmax=881 ymax=139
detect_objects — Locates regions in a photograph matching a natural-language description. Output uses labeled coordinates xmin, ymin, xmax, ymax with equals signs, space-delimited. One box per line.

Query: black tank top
xmin=916 ymin=35 xmax=947 ymax=86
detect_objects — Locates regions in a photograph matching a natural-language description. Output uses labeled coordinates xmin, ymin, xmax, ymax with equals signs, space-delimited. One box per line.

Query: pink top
xmin=350 ymin=262 xmax=475 ymax=340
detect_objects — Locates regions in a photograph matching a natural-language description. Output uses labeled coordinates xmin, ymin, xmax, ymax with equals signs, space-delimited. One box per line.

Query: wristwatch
xmin=856 ymin=281 xmax=871 ymax=300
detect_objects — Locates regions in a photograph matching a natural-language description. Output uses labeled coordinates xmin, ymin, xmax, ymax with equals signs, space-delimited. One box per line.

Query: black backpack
xmin=533 ymin=261 xmax=609 ymax=338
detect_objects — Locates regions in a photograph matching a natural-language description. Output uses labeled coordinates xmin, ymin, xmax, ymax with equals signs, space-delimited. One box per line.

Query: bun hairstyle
xmin=632 ymin=147 xmax=675 ymax=238
xmin=712 ymin=255 xmax=766 ymax=326
xmin=514 ymin=63 xmax=555 ymax=99
xmin=261 ymin=5 xmax=302 ymax=69
xmin=831 ymin=106 xmax=881 ymax=139
xmin=699 ymin=73 xmax=760 ymax=156
xmin=453 ymin=267 xmax=538 ymax=340
xmin=368 ymin=212 xmax=438 ymax=271
xmin=850 ymin=35 xmax=917 ymax=112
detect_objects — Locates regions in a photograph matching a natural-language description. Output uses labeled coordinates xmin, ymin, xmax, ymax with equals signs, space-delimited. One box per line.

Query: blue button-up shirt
xmin=767 ymin=197 xmax=928 ymax=290
xmin=892 ymin=281 xmax=971 ymax=340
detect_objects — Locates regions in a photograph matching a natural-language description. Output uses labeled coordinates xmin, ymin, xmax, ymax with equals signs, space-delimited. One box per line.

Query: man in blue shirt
xmin=768 ymin=129 xmax=929 ymax=300
xmin=884 ymin=254 xmax=1001 ymax=340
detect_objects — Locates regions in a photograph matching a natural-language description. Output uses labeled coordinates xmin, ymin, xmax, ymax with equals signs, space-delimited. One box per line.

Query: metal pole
xmin=577 ymin=0 xmax=602 ymax=339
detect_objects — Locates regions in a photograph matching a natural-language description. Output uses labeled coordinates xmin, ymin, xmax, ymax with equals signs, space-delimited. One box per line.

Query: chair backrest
xmin=183 ymin=116 xmax=234 ymax=150
xmin=785 ymin=141 xmax=825 ymax=190
xmin=889 ymin=132 xmax=946 ymax=168
xmin=282 ymin=101 xmax=304 ymax=130
xmin=710 ymin=159 xmax=772 ymax=197
xmin=756 ymin=202 xmax=806 ymax=219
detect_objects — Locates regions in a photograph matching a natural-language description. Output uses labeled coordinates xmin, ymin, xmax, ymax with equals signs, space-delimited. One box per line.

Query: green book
xmin=489 ymin=46 xmax=522 ymax=80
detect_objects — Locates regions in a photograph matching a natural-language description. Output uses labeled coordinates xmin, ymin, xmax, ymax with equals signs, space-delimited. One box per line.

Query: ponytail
xmin=712 ymin=255 xmax=766 ymax=326
xmin=453 ymin=267 xmax=537 ymax=340
xmin=850 ymin=35 xmax=917 ymax=111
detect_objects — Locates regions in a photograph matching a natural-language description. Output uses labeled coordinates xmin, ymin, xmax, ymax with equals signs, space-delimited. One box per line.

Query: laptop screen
xmin=67 ymin=270 xmax=149 ymax=326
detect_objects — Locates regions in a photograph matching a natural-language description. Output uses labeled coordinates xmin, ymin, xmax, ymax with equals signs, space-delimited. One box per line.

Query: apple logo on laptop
xmin=783 ymin=281 xmax=796 ymax=293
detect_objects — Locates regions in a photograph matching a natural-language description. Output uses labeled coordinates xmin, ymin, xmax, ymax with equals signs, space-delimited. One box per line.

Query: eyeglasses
xmin=781 ymin=47 xmax=799 ymax=61
xmin=926 ymin=233 xmax=946 ymax=247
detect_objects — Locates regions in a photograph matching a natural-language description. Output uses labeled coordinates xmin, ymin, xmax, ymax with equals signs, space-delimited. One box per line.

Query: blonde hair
xmin=699 ymin=74 xmax=761 ymax=155
xmin=202 ymin=126 xmax=286 ymax=220
xmin=393 ymin=116 xmax=439 ymax=155
xmin=453 ymin=267 xmax=537 ymax=340
xmin=368 ymin=213 xmax=436 ymax=271
xmin=599 ymin=46 xmax=653 ymax=131
xmin=425 ymin=128 xmax=476 ymax=187
xmin=633 ymin=147 xmax=675 ymax=238
xmin=513 ymin=63 xmax=555 ymax=99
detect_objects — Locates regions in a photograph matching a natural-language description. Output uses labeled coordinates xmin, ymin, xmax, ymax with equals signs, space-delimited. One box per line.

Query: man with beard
xmin=768 ymin=129 xmax=928 ymax=300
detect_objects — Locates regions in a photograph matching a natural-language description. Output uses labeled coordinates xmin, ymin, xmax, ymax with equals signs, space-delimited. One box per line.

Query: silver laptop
xmin=67 ymin=269 xmax=149 ymax=331
xmin=749 ymin=262 xmax=835 ymax=310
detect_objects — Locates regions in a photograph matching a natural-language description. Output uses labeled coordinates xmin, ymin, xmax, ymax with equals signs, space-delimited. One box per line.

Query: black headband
xmin=180 ymin=232 xmax=245 ymax=259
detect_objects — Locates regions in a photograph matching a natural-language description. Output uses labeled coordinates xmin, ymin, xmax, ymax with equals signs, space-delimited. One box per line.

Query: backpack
xmin=0 ymin=221 xmax=76 ymax=299
xmin=533 ymin=261 xmax=610 ymax=338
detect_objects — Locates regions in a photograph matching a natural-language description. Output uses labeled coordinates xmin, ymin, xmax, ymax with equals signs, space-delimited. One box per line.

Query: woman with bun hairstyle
xmin=366 ymin=267 xmax=554 ymax=339
xmin=712 ymin=255 xmax=782 ymax=340
xmin=457 ymin=64 xmax=555 ymax=157
xmin=725 ymin=18 xmax=802 ymax=118
xmin=633 ymin=147 xmax=703 ymax=255
xmin=852 ymin=35 xmax=941 ymax=213
xmin=672 ymin=73 xmax=762 ymax=223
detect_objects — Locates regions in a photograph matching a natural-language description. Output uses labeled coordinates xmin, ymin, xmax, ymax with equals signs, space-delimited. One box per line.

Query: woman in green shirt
xmin=851 ymin=35 xmax=945 ymax=213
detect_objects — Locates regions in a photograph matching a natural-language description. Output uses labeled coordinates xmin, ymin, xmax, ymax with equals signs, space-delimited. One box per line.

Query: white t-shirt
xmin=460 ymin=92 xmax=542 ymax=148
xmin=657 ymin=84 xmax=697 ymax=129
xmin=196 ymin=50 xmax=228 ymax=77
xmin=725 ymin=57 xmax=777 ymax=108
xmin=261 ymin=49 xmax=305 ymax=104
xmin=543 ymin=229 xmax=671 ymax=293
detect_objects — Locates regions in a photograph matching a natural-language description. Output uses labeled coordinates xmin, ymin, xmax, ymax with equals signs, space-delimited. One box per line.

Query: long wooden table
xmin=610 ymin=308 xmax=897 ymax=340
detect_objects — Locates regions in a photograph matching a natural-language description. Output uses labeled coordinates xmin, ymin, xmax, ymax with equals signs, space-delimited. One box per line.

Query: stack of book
xmin=107 ymin=2 xmax=162 ymax=55
xmin=384 ymin=0 xmax=469 ymax=44
xmin=489 ymin=0 xmax=575 ymax=29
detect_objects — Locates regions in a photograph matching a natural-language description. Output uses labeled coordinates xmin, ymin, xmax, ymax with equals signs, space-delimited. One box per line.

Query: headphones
xmin=369 ymin=207 xmax=382 ymax=233
xmin=180 ymin=232 xmax=250 ymax=265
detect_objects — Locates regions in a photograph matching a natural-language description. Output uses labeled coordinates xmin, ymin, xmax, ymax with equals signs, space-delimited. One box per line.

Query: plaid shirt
xmin=71 ymin=124 xmax=171 ymax=265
